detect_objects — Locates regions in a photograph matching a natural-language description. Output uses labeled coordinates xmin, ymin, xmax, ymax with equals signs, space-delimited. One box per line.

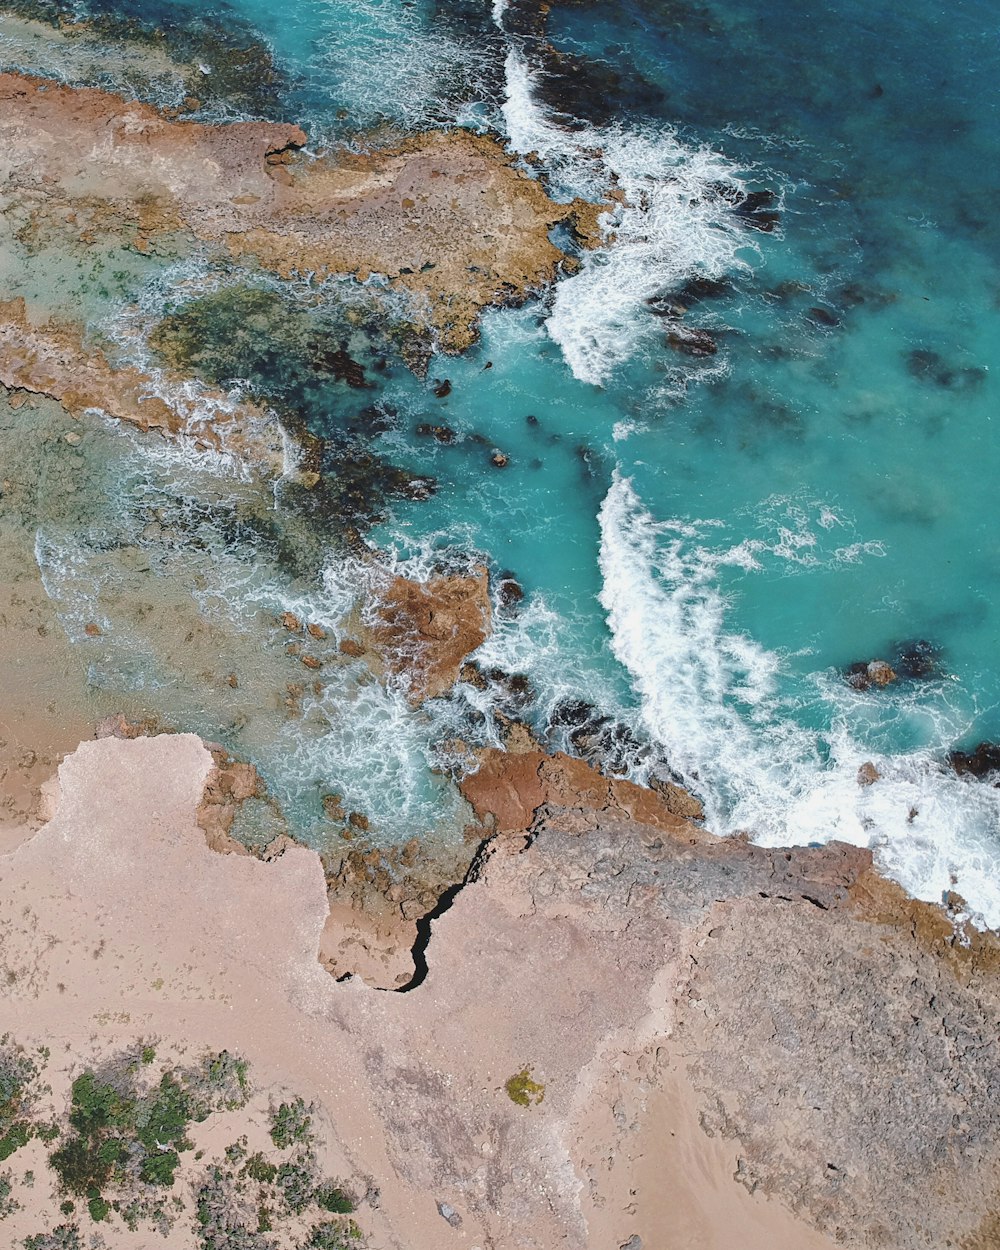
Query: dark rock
xmin=496 ymin=573 xmax=524 ymax=614
xmin=548 ymin=698 xmax=653 ymax=776
xmin=893 ymin=639 xmax=942 ymax=680
xmin=526 ymin=414 xmax=539 ymax=426
xmin=948 ymin=742 xmax=1000 ymax=779
xmin=678 ymin=275 xmax=732 ymax=303
xmin=415 ymin=423 xmax=456 ymax=444
xmin=549 ymin=699 xmax=596 ymax=731
xmin=667 ymin=326 xmax=718 ymax=358
xmin=807 ymin=306 xmax=841 ymax=328
xmin=646 ymin=296 xmax=689 ymax=318
xmin=433 ymin=379 xmax=452 ymax=398
xmin=710 ymin=182 xmax=781 ymax=232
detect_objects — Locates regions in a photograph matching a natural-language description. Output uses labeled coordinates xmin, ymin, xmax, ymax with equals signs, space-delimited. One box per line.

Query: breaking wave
xmin=598 ymin=472 xmax=1000 ymax=926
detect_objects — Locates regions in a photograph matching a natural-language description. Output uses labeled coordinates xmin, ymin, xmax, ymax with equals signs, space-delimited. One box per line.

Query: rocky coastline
xmin=0 ymin=21 xmax=998 ymax=1250
xmin=2 ymin=732 xmax=999 ymax=1249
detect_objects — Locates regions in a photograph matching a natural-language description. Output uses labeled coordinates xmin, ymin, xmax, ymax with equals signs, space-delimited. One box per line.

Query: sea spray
xmin=598 ymin=472 xmax=1000 ymax=926
xmin=500 ymin=47 xmax=757 ymax=386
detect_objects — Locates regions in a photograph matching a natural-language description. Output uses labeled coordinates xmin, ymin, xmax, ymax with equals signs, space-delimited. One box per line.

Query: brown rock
xmin=363 ymin=566 xmax=492 ymax=704
xmin=868 ymin=659 xmax=897 ymax=687
xmin=0 ymin=72 xmax=606 ymax=356
xmin=339 ymin=638 xmax=365 ymax=658
xmin=857 ymin=761 xmax=881 ymax=787
xmin=280 ymin=612 xmax=302 ymax=632
xmin=459 ymin=747 xmax=704 ymax=840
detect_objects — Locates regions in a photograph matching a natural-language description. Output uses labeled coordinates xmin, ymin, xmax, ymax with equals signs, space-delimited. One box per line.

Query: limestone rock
xmin=363 ymin=567 xmax=492 ymax=704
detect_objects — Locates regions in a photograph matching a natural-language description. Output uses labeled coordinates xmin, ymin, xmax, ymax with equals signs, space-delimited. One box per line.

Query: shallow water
xmin=2 ymin=0 xmax=1000 ymax=918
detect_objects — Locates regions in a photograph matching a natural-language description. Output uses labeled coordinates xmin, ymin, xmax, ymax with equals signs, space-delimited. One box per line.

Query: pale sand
xmin=0 ymin=733 xmax=842 ymax=1249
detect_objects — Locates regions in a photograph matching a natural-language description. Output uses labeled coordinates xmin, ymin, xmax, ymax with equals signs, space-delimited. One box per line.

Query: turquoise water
xmin=6 ymin=0 xmax=1000 ymax=918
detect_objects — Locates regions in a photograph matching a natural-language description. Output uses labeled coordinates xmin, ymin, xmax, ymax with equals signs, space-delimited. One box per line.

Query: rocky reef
xmin=0 ymin=71 xmax=600 ymax=351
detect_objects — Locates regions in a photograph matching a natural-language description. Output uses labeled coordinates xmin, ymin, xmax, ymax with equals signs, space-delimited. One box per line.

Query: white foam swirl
xmin=598 ymin=472 xmax=1000 ymax=926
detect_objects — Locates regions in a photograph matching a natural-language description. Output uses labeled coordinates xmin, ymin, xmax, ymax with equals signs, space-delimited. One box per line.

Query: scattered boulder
xmin=857 ymin=762 xmax=881 ymax=787
xmin=666 ymin=326 xmax=718 ymax=358
xmin=490 ymin=449 xmax=510 ymax=468
xmin=415 ymin=423 xmax=456 ymax=444
xmin=948 ymin=742 xmax=1000 ymax=780
xmin=846 ymin=659 xmax=897 ymax=691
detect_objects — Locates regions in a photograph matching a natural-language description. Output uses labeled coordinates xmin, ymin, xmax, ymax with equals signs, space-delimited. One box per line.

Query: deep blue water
xmin=5 ymin=0 xmax=1000 ymax=918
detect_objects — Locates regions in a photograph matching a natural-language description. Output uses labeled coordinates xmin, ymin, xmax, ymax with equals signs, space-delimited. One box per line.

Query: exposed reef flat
xmin=0 ymin=71 xmax=600 ymax=350
xmin=0 ymin=298 xmax=288 ymax=473
xmin=1 ymin=733 xmax=997 ymax=1248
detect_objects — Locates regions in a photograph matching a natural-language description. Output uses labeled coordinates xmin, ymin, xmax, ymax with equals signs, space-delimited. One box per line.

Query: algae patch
xmin=505 ymin=1067 xmax=545 ymax=1108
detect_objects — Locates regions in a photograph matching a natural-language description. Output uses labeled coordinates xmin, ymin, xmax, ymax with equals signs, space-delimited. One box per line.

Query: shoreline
xmin=2 ymin=732 xmax=997 ymax=1248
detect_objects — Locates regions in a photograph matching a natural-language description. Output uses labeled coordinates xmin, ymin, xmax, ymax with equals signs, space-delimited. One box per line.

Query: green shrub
xmin=315 ymin=1184 xmax=354 ymax=1215
xmin=23 ymin=1224 xmax=82 ymax=1250
xmin=245 ymin=1153 xmax=277 ymax=1184
xmin=87 ymin=1194 xmax=110 ymax=1222
xmin=50 ymin=1136 xmax=112 ymax=1197
xmin=269 ymin=1098 xmax=312 ymax=1149
xmin=0 ymin=1121 xmax=31 ymax=1161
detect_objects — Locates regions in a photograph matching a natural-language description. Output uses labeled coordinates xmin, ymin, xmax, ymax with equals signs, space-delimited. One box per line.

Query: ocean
xmin=4 ymin=0 xmax=1000 ymax=919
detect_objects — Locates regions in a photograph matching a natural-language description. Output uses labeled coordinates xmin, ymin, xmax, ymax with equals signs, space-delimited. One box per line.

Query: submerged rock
xmin=893 ymin=638 xmax=943 ymax=680
xmin=666 ymin=326 xmax=719 ymax=358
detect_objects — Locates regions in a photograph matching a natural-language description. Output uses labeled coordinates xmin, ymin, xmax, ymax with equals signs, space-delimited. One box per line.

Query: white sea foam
xmin=598 ymin=472 xmax=1000 ymax=926
xmin=500 ymin=48 xmax=758 ymax=386
xmin=312 ymin=0 xmax=496 ymax=130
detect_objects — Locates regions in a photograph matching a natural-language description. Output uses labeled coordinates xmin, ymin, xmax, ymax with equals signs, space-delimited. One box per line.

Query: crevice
xmin=389 ymin=834 xmax=496 ymax=993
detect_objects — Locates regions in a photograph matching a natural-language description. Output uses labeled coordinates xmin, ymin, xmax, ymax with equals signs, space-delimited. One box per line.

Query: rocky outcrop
xmin=0 ymin=299 xmax=286 ymax=473
xmin=196 ymin=747 xmax=268 ymax=857
xmin=5 ymin=732 xmax=1000 ymax=1250
xmin=0 ymin=72 xmax=602 ymax=352
xmin=361 ymin=566 xmax=492 ymax=703
xmin=459 ymin=745 xmax=705 ymax=837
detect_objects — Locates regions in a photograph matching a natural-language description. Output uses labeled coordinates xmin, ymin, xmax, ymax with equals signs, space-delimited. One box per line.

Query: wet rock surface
xmin=362 ymin=566 xmax=492 ymax=704
xmin=0 ymin=71 xmax=603 ymax=352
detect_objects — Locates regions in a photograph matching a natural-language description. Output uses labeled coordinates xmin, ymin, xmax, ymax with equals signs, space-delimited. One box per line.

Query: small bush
xmin=505 ymin=1067 xmax=545 ymax=1108
xmin=87 ymin=1194 xmax=110 ymax=1222
xmin=23 ymin=1224 xmax=82 ymax=1250
xmin=269 ymin=1098 xmax=312 ymax=1149
xmin=245 ymin=1153 xmax=277 ymax=1184
xmin=315 ymin=1184 xmax=354 ymax=1215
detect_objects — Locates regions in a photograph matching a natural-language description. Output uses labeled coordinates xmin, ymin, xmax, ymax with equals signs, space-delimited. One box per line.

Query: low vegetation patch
xmin=0 ymin=1040 xmax=369 ymax=1248
xmin=505 ymin=1067 xmax=546 ymax=1108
